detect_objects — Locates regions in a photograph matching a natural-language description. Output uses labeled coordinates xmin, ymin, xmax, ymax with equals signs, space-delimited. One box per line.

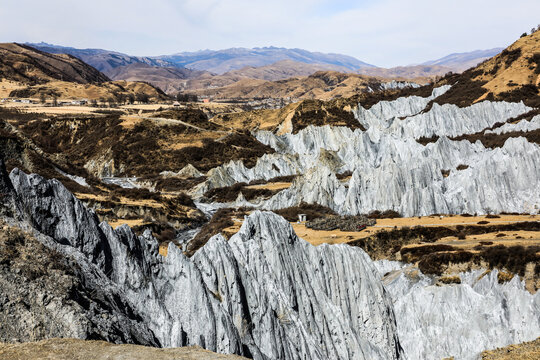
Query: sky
xmin=1 ymin=0 xmax=539 ymax=67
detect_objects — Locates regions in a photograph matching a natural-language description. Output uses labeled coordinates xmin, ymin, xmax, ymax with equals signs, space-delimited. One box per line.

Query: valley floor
xmin=0 ymin=338 xmax=247 ymax=360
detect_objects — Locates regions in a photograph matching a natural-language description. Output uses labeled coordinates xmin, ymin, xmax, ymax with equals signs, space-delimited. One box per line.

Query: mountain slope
xmin=357 ymin=64 xmax=451 ymax=80
xmin=423 ymin=48 xmax=504 ymax=71
xmin=433 ymin=30 xmax=540 ymax=107
xmin=28 ymin=42 xmax=174 ymax=73
xmin=358 ymin=48 xmax=505 ymax=80
xmin=0 ymin=43 xmax=110 ymax=84
xmin=157 ymin=47 xmax=374 ymax=74
xmin=220 ymin=60 xmax=353 ymax=81
xmin=0 ymin=43 xmax=167 ymax=101
xmin=189 ymin=71 xmax=414 ymax=101
xmin=105 ymin=63 xmax=207 ymax=93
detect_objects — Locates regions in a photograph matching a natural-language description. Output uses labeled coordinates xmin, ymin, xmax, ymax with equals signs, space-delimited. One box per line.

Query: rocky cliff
xmin=1 ymin=163 xmax=403 ymax=359
xmin=198 ymin=86 xmax=539 ymax=216
xmin=375 ymin=261 xmax=540 ymax=360
xmin=1 ymin=162 xmax=539 ymax=359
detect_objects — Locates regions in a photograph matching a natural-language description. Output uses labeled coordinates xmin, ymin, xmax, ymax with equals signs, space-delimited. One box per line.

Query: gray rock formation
xmin=0 ymin=222 xmax=159 ymax=345
xmin=2 ymin=167 xmax=403 ymax=359
xmin=259 ymin=135 xmax=540 ymax=216
xmin=374 ymin=262 xmax=540 ymax=360
xmin=247 ymin=89 xmax=539 ymax=216
xmin=485 ymin=114 xmax=540 ymax=134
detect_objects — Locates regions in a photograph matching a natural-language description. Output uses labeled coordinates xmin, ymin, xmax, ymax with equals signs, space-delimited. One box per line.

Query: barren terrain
xmin=0 ymin=338 xmax=246 ymax=360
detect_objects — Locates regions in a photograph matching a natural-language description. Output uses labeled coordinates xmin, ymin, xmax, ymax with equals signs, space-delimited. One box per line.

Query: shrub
xmin=439 ymin=275 xmax=461 ymax=284
xmin=273 ymin=202 xmax=336 ymax=222
xmin=367 ymin=210 xmax=402 ymax=219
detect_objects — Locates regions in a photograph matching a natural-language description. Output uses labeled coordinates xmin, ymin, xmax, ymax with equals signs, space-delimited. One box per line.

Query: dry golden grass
xmin=74 ymin=193 xmax=162 ymax=208
xmin=481 ymin=337 xmax=540 ymax=360
xmin=0 ymin=80 xmax=26 ymax=98
xmin=291 ymin=223 xmax=371 ymax=246
xmin=107 ymin=218 xmax=147 ymax=229
xmin=374 ymin=214 xmax=539 ymax=228
xmin=291 ymin=214 xmax=540 ymax=247
xmin=474 ymin=30 xmax=540 ymax=99
xmin=0 ymin=338 xmax=247 ymax=360
xmin=244 ymin=182 xmax=292 ymax=191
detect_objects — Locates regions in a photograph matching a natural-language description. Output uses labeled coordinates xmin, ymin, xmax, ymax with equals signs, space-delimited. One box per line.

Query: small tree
xmin=107 ymin=97 xmax=116 ymax=108
xmin=91 ymin=99 xmax=98 ymax=107
xmin=136 ymin=93 xmax=150 ymax=104
xmin=116 ymin=93 xmax=127 ymax=105
xmin=39 ymin=93 xmax=46 ymax=104
xmin=128 ymin=93 xmax=135 ymax=104
xmin=521 ymin=32 xmax=528 ymax=38
xmin=52 ymin=95 xmax=58 ymax=107
xmin=176 ymin=92 xmax=198 ymax=102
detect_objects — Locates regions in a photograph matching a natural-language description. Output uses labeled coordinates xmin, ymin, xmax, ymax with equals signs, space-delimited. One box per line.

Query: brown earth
xmin=481 ymin=338 xmax=540 ymax=359
xmin=433 ymin=30 xmax=540 ymax=108
xmin=0 ymin=43 xmax=168 ymax=102
xmin=0 ymin=43 xmax=109 ymax=84
xmin=358 ymin=64 xmax=450 ymax=81
xmin=0 ymin=338 xmax=247 ymax=360
xmin=189 ymin=71 xmax=396 ymax=101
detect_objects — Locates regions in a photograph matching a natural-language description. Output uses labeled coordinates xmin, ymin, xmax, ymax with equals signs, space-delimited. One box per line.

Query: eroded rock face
xmin=375 ymin=262 xmax=540 ymax=360
xmin=486 ymin=114 xmax=540 ymax=134
xmin=3 ymin=166 xmax=540 ymax=359
xmin=3 ymin=168 xmax=403 ymax=359
xmin=245 ymin=88 xmax=539 ymax=216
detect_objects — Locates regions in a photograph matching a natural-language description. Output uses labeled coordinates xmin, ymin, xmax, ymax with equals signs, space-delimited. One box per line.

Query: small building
xmin=172 ymin=101 xmax=181 ymax=107
xmin=202 ymin=99 xmax=210 ymax=103
xmin=298 ymin=214 xmax=307 ymax=222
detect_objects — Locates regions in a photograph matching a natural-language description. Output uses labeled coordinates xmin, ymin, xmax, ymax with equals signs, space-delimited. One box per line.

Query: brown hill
xmin=219 ymin=60 xmax=352 ymax=81
xmin=105 ymin=63 xmax=207 ymax=94
xmin=108 ymin=60 xmax=357 ymax=95
xmin=0 ymin=43 xmax=168 ymax=101
xmin=433 ymin=30 xmax=540 ymax=108
xmin=358 ymin=65 xmax=451 ymax=80
xmin=190 ymin=71 xmax=399 ymax=101
xmin=0 ymin=43 xmax=109 ymax=84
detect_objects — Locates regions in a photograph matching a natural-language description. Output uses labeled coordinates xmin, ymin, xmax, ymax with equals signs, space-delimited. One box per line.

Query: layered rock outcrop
xmin=375 ymin=262 xmax=540 ymax=360
xmin=1 ymin=166 xmax=403 ymax=359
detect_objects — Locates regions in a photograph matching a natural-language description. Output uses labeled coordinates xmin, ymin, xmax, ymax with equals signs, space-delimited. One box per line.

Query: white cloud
xmin=1 ymin=0 xmax=539 ymax=66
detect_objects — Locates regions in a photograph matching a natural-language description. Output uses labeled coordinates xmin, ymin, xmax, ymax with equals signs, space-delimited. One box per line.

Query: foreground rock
xmin=1 ymin=163 xmax=539 ymax=359
xmin=0 ymin=338 xmax=247 ymax=360
xmin=375 ymin=261 xmax=540 ymax=360
xmin=1 ymin=164 xmax=402 ymax=359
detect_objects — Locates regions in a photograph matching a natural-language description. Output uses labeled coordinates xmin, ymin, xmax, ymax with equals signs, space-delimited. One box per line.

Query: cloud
xmin=1 ymin=0 xmax=539 ymax=66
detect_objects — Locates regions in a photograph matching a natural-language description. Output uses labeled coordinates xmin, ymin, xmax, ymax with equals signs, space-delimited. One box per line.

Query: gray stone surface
xmin=2 ymin=168 xmax=403 ymax=359
xmin=374 ymin=262 xmax=540 ymax=360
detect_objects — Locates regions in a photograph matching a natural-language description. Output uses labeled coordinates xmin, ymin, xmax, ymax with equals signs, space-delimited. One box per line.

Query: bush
xmin=273 ymin=202 xmax=336 ymax=222
xmin=367 ymin=210 xmax=402 ymax=219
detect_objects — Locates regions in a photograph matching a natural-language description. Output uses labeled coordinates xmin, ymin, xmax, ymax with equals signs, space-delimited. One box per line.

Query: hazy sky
xmin=2 ymin=0 xmax=539 ymax=67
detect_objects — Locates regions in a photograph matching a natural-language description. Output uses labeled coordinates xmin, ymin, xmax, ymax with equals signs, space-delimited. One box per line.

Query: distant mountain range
xmin=422 ymin=48 xmax=504 ymax=71
xmin=27 ymin=42 xmax=174 ymax=73
xmin=26 ymin=42 xmax=504 ymax=96
xmin=156 ymin=47 xmax=374 ymax=74
xmin=28 ymin=43 xmax=374 ymax=75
